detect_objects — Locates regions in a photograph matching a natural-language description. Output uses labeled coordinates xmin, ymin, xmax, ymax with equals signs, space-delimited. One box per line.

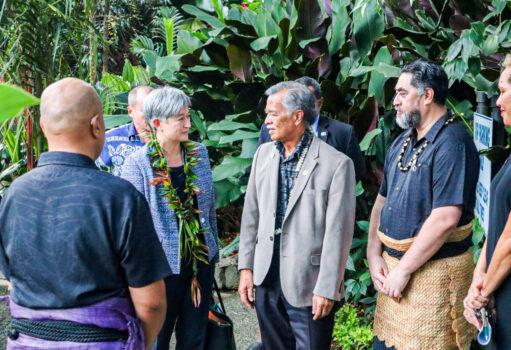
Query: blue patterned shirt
xmin=275 ymin=130 xmax=313 ymax=231
xmin=97 ymin=122 xmax=145 ymax=176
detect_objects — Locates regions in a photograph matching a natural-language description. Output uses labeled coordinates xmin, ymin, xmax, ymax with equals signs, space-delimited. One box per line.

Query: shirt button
xmin=200 ymin=217 xmax=205 ymax=224
xmin=269 ymin=236 xmax=274 ymax=241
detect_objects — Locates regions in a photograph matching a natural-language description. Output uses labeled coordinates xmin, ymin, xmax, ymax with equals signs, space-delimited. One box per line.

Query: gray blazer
xmin=238 ymin=136 xmax=356 ymax=307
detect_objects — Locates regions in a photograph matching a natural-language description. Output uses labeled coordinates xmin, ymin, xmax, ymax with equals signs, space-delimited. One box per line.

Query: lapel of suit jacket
xmin=268 ymin=143 xmax=280 ymax=214
xmin=317 ymin=116 xmax=329 ymax=142
xmin=283 ymin=137 xmax=320 ymax=221
xmin=192 ymin=152 xmax=208 ymax=216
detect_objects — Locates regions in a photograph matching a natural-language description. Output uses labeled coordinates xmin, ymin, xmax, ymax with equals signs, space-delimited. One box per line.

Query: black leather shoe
xmin=247 ymin=341 xmax=263 ymax=350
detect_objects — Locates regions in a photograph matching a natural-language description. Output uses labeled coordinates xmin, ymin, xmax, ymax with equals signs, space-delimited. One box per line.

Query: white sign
xmin=473 ymin=112 xmax=493 ymax=235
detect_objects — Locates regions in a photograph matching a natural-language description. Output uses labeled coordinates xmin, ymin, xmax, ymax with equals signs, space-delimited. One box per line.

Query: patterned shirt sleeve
xmin=120 ymin=152 xmax=145 ymax=195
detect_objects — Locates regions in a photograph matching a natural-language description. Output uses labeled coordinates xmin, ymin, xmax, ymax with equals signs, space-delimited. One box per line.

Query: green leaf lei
xmin=147 ymin=134 xmax=209 ymax=305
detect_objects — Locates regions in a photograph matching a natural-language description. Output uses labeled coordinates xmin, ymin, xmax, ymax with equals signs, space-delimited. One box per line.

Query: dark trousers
xmin=373 ymin=337 xmax=396 ymax=350
xmin=154 ymin=259 xmax=214 ymax=350
xmin=255 ymin=237 xmax=339 ymax=350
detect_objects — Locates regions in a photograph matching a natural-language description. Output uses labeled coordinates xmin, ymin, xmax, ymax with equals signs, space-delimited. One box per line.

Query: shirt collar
xmin=37 ymin=152 xmax=97 ymax=169
xmin=424 ymin=111 xmax=452 ymax=143
xmin=409 ymin=111 xmax=452 ymax=144
xmin=128 ymin=122 xmax=139 ymax=139
xmin=311 ymin=114 xmax=320 ymax=136
xmin=276 ymin=129 xmax=313 ymax=161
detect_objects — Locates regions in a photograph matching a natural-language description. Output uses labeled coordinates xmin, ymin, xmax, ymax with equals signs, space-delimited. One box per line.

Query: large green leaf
xmin=177 ymin=31 xmax=202 ymax=54
xmin=219 ymin=130 xmax=260 ymax=144
xmin=464 ymin=73 xmax=494 ymax=93
xmin=155 ymin=55 xmax=182 ymax=81
xmin=443 ymin=59 xmax=468 ymax=86
xmin=212 ymin=156 xmax=253 ymax=181
xmin=208 ymin=119 xmax=258 ymax=132
xmin=122 ymin=60 xmax=135 ymax=85
xmin=327 ymin=0 xmax=349 ymax=55
xmin=373 ymin=63 xmax=401 ymax=78
xmin=492 ymin=0 xmax=508 ymax=14
xmin=182 ymin=5 xmax=225 ymax=29
xmin=446 ymin=38 xmax=463 ymax=62
xmin=254 ymin=10 xmax=281 ymax=38
xmin=250 ymin=35 xmax=278 ymax=52
xmin=294 ymin=0 xmax=326 ymax=41
xmin=359 ymin=128 xmax=382 ymax=153
xmin=226 ymin=44 xmax=252 ymax=82
xmin=353 ymin=0 xmax=385 ymax=58
xmin=143 ymin=51 xmax=158 ymax=73
xmin=240 ymin=138 xmax=259 ymax=158
xmin=104 ymin=114 xmax=131 ymax=130
xmin=368 ymin=47 xmax=393 ymax=104
xmin=0 ymin=84 xmax=40 ymax=123
xmin=214 ymin=179 xmax=243 ymax=208
xmin=350 ymin=63 xmax=399 ymax=79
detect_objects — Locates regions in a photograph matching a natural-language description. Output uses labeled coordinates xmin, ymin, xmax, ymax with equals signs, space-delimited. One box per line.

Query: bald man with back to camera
xmin=0 ymin=78 xmax=171 ymax=349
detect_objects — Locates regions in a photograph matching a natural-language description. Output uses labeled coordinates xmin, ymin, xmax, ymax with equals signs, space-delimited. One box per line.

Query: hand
xmin=368 ymin=254 xmax=389 ymax=294
xmin=238 ymin=269 xmax=255 ymax=309
xmin=464 ymin=306 xmax=483 ymax=330
xmin=382 ymin=266 xmax=410 ymax=299
xmin=312 ymin=294 xmax=334 ymax=320
xmin=464 ymin=273 xmax=488 ymax=311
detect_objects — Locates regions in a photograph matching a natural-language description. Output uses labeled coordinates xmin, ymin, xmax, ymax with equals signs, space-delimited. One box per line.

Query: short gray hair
xmin=265 ymin=82 xmax=316 ymax=125
xmin=295 ymin=76 xmax=321 ymax=99
xmin=128 ymin=86 xmax=153 ymax=107
xmin=142 ymin=87 xmax=191 ymax=122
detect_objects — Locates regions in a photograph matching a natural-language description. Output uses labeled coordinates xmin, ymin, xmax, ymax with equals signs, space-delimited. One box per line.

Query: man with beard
xmin=367 ymin=59 xmax=479 ymax=349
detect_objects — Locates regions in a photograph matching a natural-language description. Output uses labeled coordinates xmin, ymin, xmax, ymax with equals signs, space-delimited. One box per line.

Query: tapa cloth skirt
xmin=373 ymin=250 xmax=476 ymax=350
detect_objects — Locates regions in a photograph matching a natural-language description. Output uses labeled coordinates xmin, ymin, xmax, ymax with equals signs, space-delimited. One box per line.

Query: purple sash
xmin=6 ymin=297 xmax=144 ymax=350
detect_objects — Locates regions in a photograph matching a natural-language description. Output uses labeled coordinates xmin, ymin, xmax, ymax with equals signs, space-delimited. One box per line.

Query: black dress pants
xmin=153 ymin=259 xmax=214 ymax=350
xmin=255 ymin=237 xmax=339 ymax=350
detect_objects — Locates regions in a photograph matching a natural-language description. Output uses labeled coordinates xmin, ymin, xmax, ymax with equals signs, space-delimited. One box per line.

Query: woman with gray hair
xmin=121 ymin=87 xmax=219 ymax=350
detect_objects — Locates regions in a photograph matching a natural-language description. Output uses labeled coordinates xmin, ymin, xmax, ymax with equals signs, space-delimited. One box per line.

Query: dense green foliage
xmin=332 ymin=303 xmax=373 ymax=349
xmin=2 ymin=1 xmax=511 ymax=345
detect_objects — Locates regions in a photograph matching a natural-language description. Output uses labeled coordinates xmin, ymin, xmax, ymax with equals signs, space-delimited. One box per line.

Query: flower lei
xmin=147 ymin=134 xmax=209 ymax=307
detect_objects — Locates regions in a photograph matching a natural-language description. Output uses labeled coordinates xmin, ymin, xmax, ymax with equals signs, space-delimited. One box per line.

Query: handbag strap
xmin=213 ymin=278 xmax=227 ymax=315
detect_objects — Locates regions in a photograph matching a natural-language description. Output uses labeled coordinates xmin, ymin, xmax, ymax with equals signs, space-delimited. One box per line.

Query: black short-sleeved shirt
xmin=486 ymin=156 xmax=511 ymax=347
xmin=487 ymin=156 xmax=511 ymax=264
xmin=379 ymin=112 xmax=479 ymax=259
xmin=0 ymin=152 xmax=171 ymax=309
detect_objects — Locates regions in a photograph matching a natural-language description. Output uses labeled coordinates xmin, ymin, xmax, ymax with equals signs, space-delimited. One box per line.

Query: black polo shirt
xmin=0 ymin=152 xmax=171 ymax=309
xmin=379 ymin=112 xmax=479 ymax=259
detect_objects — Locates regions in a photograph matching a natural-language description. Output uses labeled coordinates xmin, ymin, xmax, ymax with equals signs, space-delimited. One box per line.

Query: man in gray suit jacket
xmin=238 ymin=82 xmax=356 ymax=349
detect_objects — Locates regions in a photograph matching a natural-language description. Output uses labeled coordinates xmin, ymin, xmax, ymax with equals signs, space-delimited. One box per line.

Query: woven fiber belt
xmin=377 ymin=223 xmax=472 ymax=252
xmin=8 ymin=318 xmax=129 ymax=343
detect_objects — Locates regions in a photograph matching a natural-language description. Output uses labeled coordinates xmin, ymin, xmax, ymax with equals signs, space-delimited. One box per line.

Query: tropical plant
xmin=332 ymin=303 xmax=373 ymax=350
xmin=0 ymin=84 xmax=40 ymax=195
xmin=4 ymin=0 xmax=511 ymax=318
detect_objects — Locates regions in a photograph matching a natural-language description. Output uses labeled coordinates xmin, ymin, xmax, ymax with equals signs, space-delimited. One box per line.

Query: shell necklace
xmin=397 ymin=116 xmax=455 ymax=172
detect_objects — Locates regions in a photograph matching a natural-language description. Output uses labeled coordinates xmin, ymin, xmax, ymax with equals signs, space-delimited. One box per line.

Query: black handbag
xmin=204 ymin=279 xmax=236 ymax=350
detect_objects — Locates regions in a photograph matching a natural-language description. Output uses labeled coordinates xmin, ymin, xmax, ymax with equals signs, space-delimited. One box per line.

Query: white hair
xmin=142 ymin=87 xmax=191 ymax=122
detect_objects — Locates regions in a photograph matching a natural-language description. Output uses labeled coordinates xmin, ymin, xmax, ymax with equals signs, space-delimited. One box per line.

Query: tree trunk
xmin=88 ymin=0 xmax=98 ymax=83
xmin=102 ymin=0 xmax=110 ymax=74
